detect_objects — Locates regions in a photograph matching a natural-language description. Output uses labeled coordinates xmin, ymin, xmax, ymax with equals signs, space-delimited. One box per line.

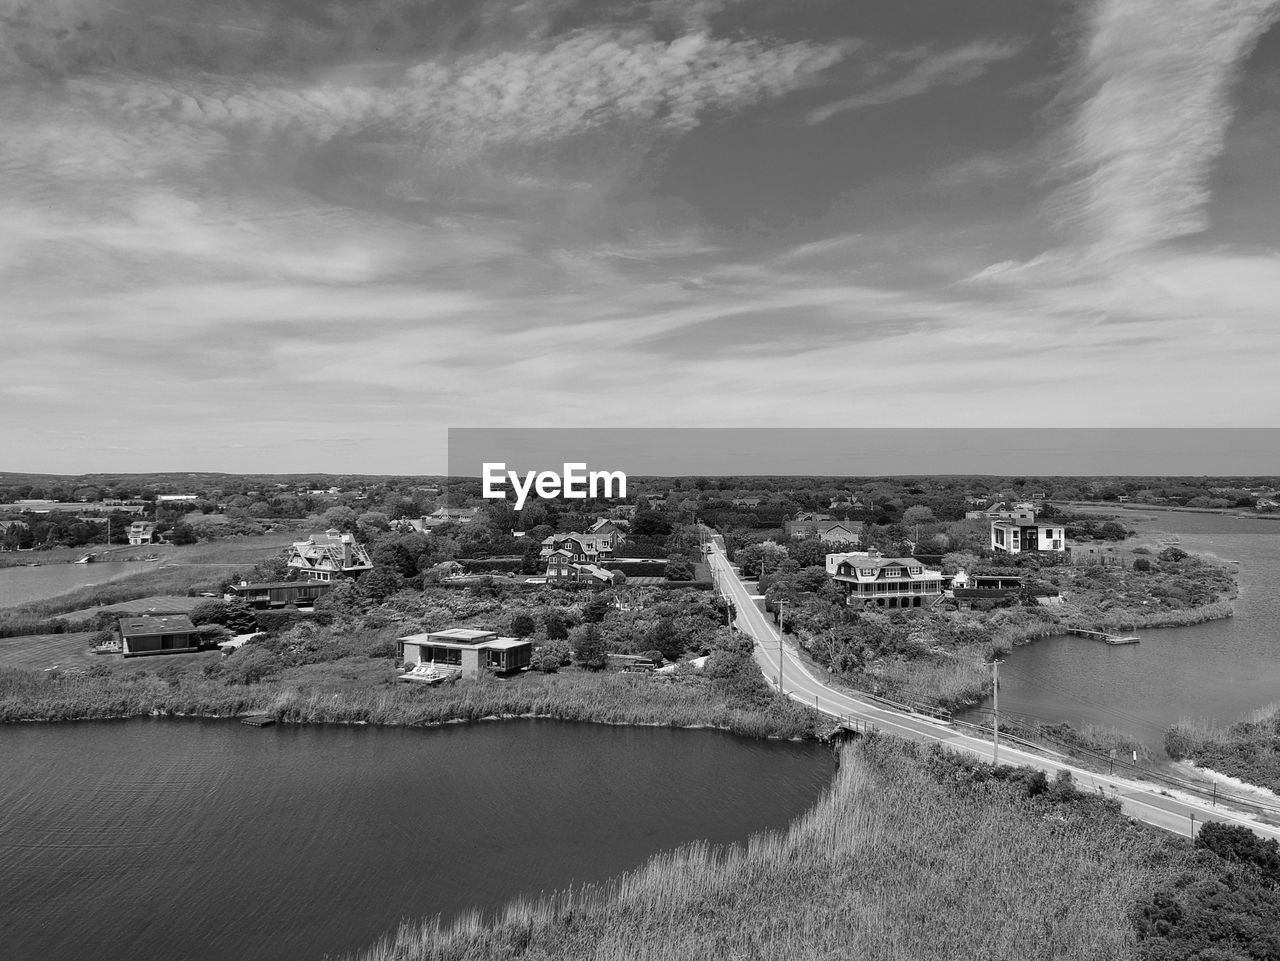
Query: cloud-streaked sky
xmin=4 ymin=0 xmax=1280 ymax=473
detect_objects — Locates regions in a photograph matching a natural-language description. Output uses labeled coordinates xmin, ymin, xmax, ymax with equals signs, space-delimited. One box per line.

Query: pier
xmin=1066 ymin=628 xmax=1140 ymax=645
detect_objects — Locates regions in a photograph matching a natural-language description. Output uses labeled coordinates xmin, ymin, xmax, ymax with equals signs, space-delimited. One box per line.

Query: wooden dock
xmin=241 ymin=714 xmax=276 ymax=727
xmin=1067 ymin=628 xmax=1140 ymax=645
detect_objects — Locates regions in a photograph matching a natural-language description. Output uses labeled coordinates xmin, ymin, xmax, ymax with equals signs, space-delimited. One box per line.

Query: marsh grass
xmin=1165 ymin=703 xmax=1280 ymax=791
xmin=0 ymin=666 xmax=820 ymax=739
xmin=349 ymin=736 xmax=1182 ymax=961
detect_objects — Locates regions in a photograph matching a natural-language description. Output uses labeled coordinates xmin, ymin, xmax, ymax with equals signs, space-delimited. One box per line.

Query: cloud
xmin=63 ymin=30 xmax=847 ymax=162
xmin=1054 ymin=0 xmax=1280 ymax=255
xmin=807 ymin=39 xmax=1026 ymax=124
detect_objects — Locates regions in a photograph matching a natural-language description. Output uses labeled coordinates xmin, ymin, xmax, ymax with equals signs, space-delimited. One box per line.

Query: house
xmin=825 ymin=552 xmax=946 ymax=610
xmin=226 ymin=580 xmax=332 ymax=609
xmin=949 ymin=570 xmax=1024 ymax=607
xmin=118 ymin=615 xmax=202 ymax=656
xmin=418 ymin=506 xmax=482 ymax=530
xmin=818 ymin=522 xmax=863 ymax=544
xmin=539 ymin=531 xmax=616 ymax=563
xmin=156 ymin=494 xmax=198 ymax=503
xmin=128 ymin=521 xmax=157 ymax=545
xmin=286 ymin=529 xmax=374 ymax=580
xmin=786 ymin=513 xmax=863 ymax=544
xmin=732 ymin=497 xmax=762 ymax=508
xmin=991 ymin=518 xmax=1066 ymax=554
xmin=965 ymin=502 xmax=1037 ymax=522
xmin=396 ymin=628 xmax=532 ymax=678
xmin=588 ymin=518 xmax=627 ymax=552
xmin=544 ymin=552 xmax=614 ymax=584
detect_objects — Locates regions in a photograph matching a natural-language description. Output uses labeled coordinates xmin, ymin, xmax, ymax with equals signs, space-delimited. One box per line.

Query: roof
xmin=118 ymin=615 xmax=197 ymax=636
xmin=230 ymin=581 xmax=330 ymax=591
xmin=430 ymin=628 xmax=498 ymax=642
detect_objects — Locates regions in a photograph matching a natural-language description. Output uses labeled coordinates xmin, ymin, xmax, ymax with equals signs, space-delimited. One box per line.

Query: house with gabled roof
xmin=825 ymin=552 xmax=945 ymax=610
xmin=286 ymin=529 xmax=374 ymax=581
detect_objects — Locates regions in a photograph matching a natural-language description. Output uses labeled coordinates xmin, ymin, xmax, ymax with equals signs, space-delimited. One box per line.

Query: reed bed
xmin=1165 ymin=703 xmax=1280 ymax=791
xmin=348 ymin=737 xmax=1181 ymax=961
xmin=0 ymin=668 xmax=819 ymax=739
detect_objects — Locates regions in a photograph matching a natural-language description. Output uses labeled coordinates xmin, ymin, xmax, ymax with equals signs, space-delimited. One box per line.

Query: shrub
xmin=510 ymin=613 xmax=536 ymax=638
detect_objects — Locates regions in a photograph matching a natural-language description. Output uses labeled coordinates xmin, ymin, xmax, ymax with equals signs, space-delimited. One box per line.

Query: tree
xmin=189 ymin=600 xmax=230 ymax=627
xmin=322 ymin=506 xmax=359 ymax=533
xmin=169 ymin=523 xmax=198 ymax=546
xmin=571 ymin=623 xmax=608 ymax=670
xmin=647 ymin=616 xmax=686 ymax=662
xmin=582 ymin=595 xmax=611 ymax=624
xmin=510 ymin=612 xmax=536 ymax=638
xmin=222 ymin=599 xmax=259 ymax=634
xmin=543 ymin=610 xmax=570 ymax=641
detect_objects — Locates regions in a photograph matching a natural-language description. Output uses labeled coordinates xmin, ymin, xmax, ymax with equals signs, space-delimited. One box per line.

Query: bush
xmin=1132 ymin=558 xmax=1152 ymax=572
xmin=510 ymin=613 xmax=536 ymax=638
xmin=1196 ymin=821 xmax=1280 ymax=884
xmin=255 ymin=608 xmax=301 ymax=633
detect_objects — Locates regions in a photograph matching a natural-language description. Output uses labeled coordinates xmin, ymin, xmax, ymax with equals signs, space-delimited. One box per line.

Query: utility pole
xmin=992 ymin=659 xmax=1001 ymax=765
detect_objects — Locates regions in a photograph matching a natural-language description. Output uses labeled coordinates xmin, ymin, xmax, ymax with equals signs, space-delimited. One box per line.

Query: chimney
xmin=341 ymin=533 xmax=354 ymax=568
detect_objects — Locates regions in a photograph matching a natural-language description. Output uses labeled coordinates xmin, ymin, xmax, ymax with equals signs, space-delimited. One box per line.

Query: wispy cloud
xmin=1054 ymin=0 xmax=1280 ymax=255
xmin=807 ymin=40 xmax=1026 ymax=124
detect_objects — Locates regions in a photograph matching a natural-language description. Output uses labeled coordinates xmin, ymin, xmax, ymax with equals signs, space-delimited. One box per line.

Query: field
xmin=0 ymin=633 xmax=102 ymax=671
xmin=351 ymin=735 xmax=1187 ymax=961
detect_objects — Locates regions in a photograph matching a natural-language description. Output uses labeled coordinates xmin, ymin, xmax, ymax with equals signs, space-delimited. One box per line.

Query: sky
xmin=4 ymin=0 xmax=1280 ymax=473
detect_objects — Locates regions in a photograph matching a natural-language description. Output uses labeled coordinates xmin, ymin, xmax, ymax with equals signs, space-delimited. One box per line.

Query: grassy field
xmin=350 ymin=735 xmax=1187 ymax=961
xmin=0 ymin=632 xmax=103 ymax=671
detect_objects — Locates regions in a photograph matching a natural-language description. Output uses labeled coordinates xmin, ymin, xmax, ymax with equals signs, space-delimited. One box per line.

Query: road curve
xmin=705 ymin=540 xmax=1280 ymax=842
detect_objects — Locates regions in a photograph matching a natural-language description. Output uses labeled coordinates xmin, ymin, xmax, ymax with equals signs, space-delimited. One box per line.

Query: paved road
xmin=705 ymin=541 xmax=1280 ymax=842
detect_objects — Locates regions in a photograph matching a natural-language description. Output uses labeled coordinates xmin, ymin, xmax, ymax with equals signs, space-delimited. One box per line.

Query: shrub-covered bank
xmin=350 ymin=735 xmax=1280 ymax=961
xmin=0 ymin=664 xmax=821 ymax=740
xmin=1166 ymin=704 xmax=1280 ymax=793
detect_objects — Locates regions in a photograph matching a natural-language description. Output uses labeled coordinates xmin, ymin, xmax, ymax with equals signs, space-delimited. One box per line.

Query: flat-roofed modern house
xmin=128 ymin=520 xmax=156 ymax=545
xmin=825 ymin=552 xmax=946 ymax=610
xmin=991 ymin=518 xmax=1066 ymax=554
xmin=118 ymin=615 xmax=201 ymax=656
xmin=286 ymin=529 xmax=374 ymax=580
xmin=226 ymin=580 xmax=332 ymax=609
xmin=396 ymin=628 xmax=532 ymax=678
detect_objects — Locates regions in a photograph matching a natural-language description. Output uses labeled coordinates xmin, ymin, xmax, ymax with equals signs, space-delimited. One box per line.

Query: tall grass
xmin=349 ymin=736 xmax=1182 ymax=961
xmin=1165 ymin=703 xmax=1280 ymax=791
xmin=0 ymin=668 xmax=820 ymax=740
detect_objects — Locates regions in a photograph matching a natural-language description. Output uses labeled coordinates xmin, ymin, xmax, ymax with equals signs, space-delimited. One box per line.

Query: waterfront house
xmin=286 ymin=529 xmax=374 ymax=580
xmin=118 ymin=614 xmax=201 ymax=656
xmin=825 ymin=552 xmax=946 ymax=610
xmin=949 ymin=570 xmax=1024 ymax=608
xmin=225 ymin=580 xmax=332 ymax=609
xmin=128 ymin=520 xmax=157 ymax=545
xmin=396 ymin=628 xmax=532 ymax=678
xmin=990 ymin=518 xmax=1066 ymax=554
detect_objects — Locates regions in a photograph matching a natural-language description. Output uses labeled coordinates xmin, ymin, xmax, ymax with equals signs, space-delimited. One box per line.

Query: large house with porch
xmin=286 ymin=529 xmax=374 ymax=580
xmin=128 ymin=520 xmax=157 ymax=545
xmin=825 ymin=552 xmax=946 ymax=610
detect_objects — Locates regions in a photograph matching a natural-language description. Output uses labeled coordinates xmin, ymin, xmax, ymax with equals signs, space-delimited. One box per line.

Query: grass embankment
xmin=1166 ymin=704 xmax=1280 ymax=792
xmin=0 ymin=535 xmax=297 ymax=628
xmin=349 ymin=736 xmax=1226 ymax=961
xmin=0 ymin=663 xmax=821 ymax=740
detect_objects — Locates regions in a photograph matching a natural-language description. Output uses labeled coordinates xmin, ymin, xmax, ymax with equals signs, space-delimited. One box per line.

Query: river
xmin=0 ymin=718 xmax=833 ymax=961
xmin=966 ymin=508 xmax=1280 ymax=752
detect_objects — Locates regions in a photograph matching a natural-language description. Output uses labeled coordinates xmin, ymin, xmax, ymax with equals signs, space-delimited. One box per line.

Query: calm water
xmin=0 ymin=718 xmax=833 ymax=961
xmin=966 ymin=509 xmax=1280 ymax=750
xmin=0 ymin=561 xmax=141 ymax=607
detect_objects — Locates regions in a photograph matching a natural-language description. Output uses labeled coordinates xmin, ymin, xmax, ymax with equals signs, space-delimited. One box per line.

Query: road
xmin=705 ymin=540 xmax=1280 ymax=842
